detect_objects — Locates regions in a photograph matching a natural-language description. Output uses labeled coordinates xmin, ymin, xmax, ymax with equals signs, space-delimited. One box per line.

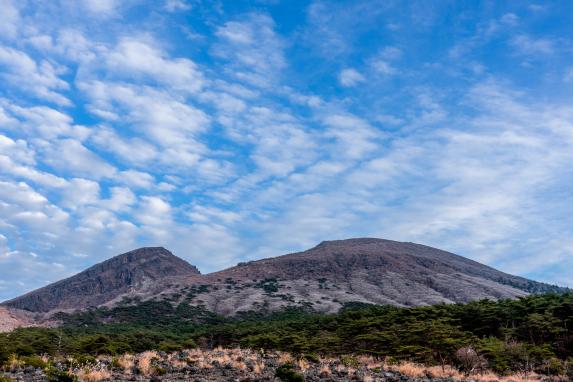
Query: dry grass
xmin=277 ymin=351 xmax=293 ymax=364
xmin=230 ymin=358 xmax=247 ymax=371
xmin=387 ymin=362 xmax=426 ymax=378
xmin=252 ymin=361 xmax=265 ymax=374
xmin=387 ymin=362 xmax=464 ymax=379
xmin=166 ymin=354 xmax=187 ymax=370
xmin=137 ymin=351 xmax=158 ymax=376
xmin=115 ymin=354 xmax=134 ymax=374
xmin=475 ymin=372 xmax=544 ymax=382
xmin=357 ymin=355 xmax=384 ymax=370
xmin=196 ymin=359 xmax=214 ymax=369
xmin=319 ymin=364 xmax=331 ymax=377
xmin=76 ymin=367 xmax=111 ymax=382
xmin=8 ymin=355 xmax=23 ymax=371
xmin=386 ymin=361 xmax=551 ymax=382
xmin=2 ymin=347 xmax=565 ymax=382
xmin=296 ymin=358 xmax=310 ymax=372
xmin=347 ymin=366 xmax=356 ymax=377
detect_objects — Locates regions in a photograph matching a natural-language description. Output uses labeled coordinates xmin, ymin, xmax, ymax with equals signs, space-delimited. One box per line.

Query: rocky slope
xmin=150 ymin=238 xmax=557 ymax=315
xmin=1 ymin=238 xmax=566 ymax=319
xmin=2 ymin=247 xmax=200 ymax=313
xmin=0 ymin=306 xmax=38 ymax=332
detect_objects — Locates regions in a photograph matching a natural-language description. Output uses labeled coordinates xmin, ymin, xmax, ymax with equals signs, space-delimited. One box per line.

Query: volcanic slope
xmin=2 ymin=239 xmax=565 ymax=317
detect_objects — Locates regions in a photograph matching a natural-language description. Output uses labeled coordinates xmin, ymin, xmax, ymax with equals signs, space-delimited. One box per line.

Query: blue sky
xmin=1 ymin=0 xmax=573 ymax=301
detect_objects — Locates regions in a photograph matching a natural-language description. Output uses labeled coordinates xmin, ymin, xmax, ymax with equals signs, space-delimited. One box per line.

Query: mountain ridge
xmin=1 ymin=238 xmax=568 ymax=321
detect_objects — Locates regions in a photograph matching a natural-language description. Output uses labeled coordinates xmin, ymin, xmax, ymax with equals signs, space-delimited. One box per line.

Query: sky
xmin=1 ymin=0 xmax=573 ymax=301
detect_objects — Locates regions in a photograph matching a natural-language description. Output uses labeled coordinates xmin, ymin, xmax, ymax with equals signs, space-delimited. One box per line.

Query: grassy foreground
xmin=1 ymin=347 xmax=569 ymax=382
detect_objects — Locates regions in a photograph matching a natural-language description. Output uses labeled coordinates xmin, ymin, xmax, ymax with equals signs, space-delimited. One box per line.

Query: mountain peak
xmin=2 ymin=247 xmax=200 ymax=313
xmin=315 ymin=237 xmax=399 ymax=248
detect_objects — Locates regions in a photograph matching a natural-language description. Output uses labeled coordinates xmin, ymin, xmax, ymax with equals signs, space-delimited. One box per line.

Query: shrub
xmin=275 ymin=363 xmax=304 ymax=382
xmin=46 ymin=367 xmax=77 ymax=382
xmin=535 ymin=357 xmax=564 ymax=376
xmin=566 ymin=358 xmax=573 ymax=380
xmin=20 ymin=355 xmax=48 ymax=369
xmin=70 ymin=354 xmax=97 ymax=366
xmin=303 ymin=353 xmax=320 ymax=363
xmin=0 ymin=376 xmax=11 ymax=382
xmin=341 ymin=356 xmax=359 ymax=367
xmin=158 ymin=341 xmax=180 ymax=352
xmin=182 ymin=339 xmax=197 ymax=349
xmin=454 ymin=346 xmax=487 ymax=375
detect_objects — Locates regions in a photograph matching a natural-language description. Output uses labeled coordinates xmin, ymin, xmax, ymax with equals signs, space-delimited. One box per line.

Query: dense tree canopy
xmin=1 ymin=293 xmax=572 ymax=376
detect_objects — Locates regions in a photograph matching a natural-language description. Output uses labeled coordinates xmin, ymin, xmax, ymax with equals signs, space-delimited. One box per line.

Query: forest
xmin=1 ymin=293 xmax=572 ymax=377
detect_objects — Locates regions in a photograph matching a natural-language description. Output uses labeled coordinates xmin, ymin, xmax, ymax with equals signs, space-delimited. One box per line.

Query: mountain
xmin=166 ymin=238 xmax=563 ymax=315
xmin=2 ymin=247 xmax=200 ymax=313
xmin=1 ymin=238 xmax=566 ymax=319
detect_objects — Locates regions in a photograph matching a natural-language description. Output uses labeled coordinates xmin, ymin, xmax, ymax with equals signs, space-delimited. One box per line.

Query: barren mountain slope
xmin=2 ymin=239 xmax=564 ymax=318
xmin=0 ymin=306 xmax=37 ymax=332
xmin=2 ymin=247 xmax=200 ymax=313
xmin=120 ymin=238 xmax=560 ymax=316
xmin=158 ymin=238 xmax=541 ymax=315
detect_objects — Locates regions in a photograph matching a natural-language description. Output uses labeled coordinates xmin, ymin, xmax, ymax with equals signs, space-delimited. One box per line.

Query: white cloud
xmin=117 ymin=170 xmax=155 ymax=189
xmin=0 ymin=155 xmax=68 ymax=188
xmin=378 ymin=46 xmax=402 ymax=60
xmin=40 ymin=138 xmax=117 ymax=179
xmin=168 ymin=222 xmax=245 ymax=272
xmin=165 ymin=0 xmax=191 ymax=12
xmin=0 ymin=181 xmax=69 ymax=243
xmin=214 ymin=13 xmax=286 ymax=87
xmin=136 ymin=196 xmax=171 ymax=226
xmin=376 ymin=114 xmax=404 ymax=126
xmin=101 ymin=187 xmax=136 ymax=212
xmin=3 ymin=102 xmax=80 ymax=139
xmin=564 ymin=67 xmax=573 ymax=83
xmin=80 ymin=82 xmax=209 ymax=150
xmin=0 ymin=134 xmax=35 ymax=164
xmin=338 ymin=68 xmax=365 ymax=87
xmin=29 ymin=29 xmax=98 ymax=63
xmin=511 ymin=35 xmax=554 ymax=56
xmin=0 ymin=181 xmax=48 ymax=207
xmin=187 ymin=205 xmax=241 ymax=224
xmin=371 ymin=60 xmax=397 ymax=75
xmin=105 ymin=38 xmax=204 ymax=92
xmin=90 ymin=126 xmax=158 ymax=165
xmin=82 ymin=0 xmax=118 ymax=15
xmin=60 ymin=178 xmax=101 ymax=209
xmin=0 ymin=0 xmax=20 ymax=39
xmin=322 ymin=113 xmax=381 ymax=159
xmin=0 ymin=47 xmax=70 ymax=105
xmin=500 ymin=13 xmax=519 ymax=26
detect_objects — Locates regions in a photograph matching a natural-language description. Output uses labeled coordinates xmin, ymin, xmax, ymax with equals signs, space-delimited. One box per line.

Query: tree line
xmin=1 ymin=293 xmax=572 ymax=376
